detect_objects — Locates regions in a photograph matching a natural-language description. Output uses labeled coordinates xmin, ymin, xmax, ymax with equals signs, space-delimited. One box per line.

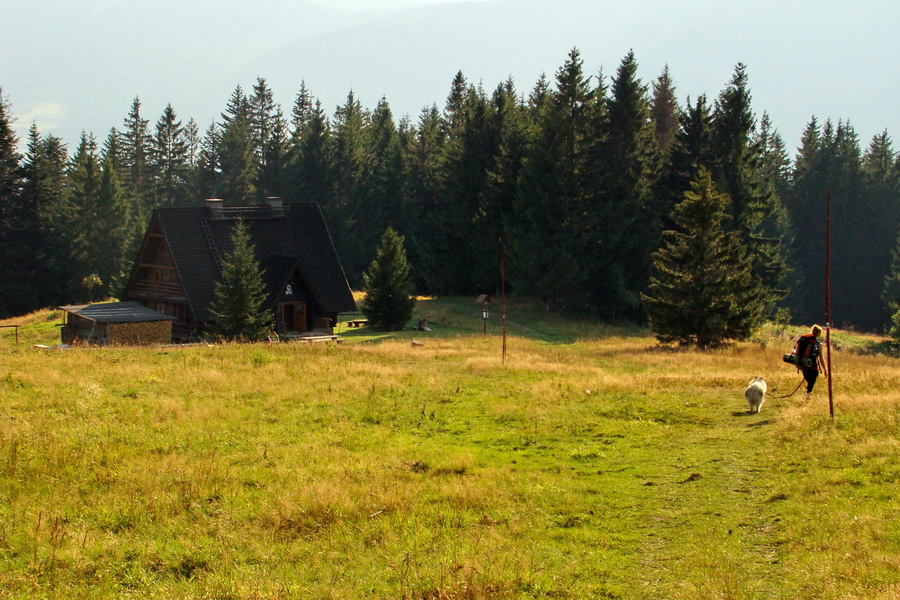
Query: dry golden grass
xmin=2 ymin=305 xmax=900 ymax=598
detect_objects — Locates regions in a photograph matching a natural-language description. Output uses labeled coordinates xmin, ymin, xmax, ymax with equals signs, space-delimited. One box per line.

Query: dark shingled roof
xmin=61 ymin=302 xmax=175 ymax=323
xmin=153 ymin=202 xmax=356 ymax=321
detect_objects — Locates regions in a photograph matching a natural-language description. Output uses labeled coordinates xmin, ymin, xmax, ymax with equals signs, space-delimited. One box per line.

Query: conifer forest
xmin=2 ymin=49 xmax=899 ymax=334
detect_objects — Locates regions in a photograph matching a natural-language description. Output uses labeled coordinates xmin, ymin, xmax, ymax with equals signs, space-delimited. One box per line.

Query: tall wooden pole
xmin=500 ymin=237 xmax=507 ymax=363
xmin=826 ymin=188 xmax=834 ymax=418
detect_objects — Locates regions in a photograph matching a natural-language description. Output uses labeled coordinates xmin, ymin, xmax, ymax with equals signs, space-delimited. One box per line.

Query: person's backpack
xmin=783 ymin=334 xmax=818 ymax=368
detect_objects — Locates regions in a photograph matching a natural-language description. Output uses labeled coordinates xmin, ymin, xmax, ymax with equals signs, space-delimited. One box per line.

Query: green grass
xmin=336 ymin=297 xmax=645 ymax=344
xmin=1 ymin=299 xmax=899 ymax=599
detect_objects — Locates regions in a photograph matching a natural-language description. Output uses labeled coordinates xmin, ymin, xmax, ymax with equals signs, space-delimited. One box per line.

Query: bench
xmin=346 ymin=319 xmax=368 ymax=328
xmin=297 ymin=334 xmax=342 ymax=343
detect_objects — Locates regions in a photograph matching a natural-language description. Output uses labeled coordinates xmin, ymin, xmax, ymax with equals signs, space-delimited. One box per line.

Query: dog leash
xmin=768 ymin=379 xmax=805 ymax=399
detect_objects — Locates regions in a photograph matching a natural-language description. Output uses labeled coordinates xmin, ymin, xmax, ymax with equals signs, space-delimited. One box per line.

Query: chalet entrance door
xmin=279 ymin=301 xmax=307 ymax=333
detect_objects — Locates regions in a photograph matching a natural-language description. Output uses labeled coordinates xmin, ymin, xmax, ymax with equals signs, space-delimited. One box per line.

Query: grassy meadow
xmin=1 ymin=298 xmax=899 ymax=599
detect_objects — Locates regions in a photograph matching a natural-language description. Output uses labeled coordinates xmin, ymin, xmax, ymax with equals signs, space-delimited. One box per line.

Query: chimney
xmin=266 ymin=196 xmax=284 ymax=216
xmin=205 ymin=198 xmax=224 ymax=218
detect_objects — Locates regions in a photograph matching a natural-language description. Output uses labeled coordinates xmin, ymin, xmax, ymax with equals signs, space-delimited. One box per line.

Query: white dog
xmin=744 ymin=377 xmax=767 ymax=414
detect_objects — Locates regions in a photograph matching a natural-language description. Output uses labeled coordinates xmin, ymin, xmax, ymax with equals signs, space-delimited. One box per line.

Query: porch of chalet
xmin=275 ymin=314 xmax=341 ymax=343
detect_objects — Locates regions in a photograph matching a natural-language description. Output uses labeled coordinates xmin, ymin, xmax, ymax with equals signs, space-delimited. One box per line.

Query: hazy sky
xmin=307 ymin=0 xmax=478 ymax=8
xmin=2 ymin=0 xmax=898 ymax=155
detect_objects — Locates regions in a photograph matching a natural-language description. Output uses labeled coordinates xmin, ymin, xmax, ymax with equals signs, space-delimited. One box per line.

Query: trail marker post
xmin=500 ymin=237 xmax=507 ymax=363
xmin=826 ymin=188 xmax=834 ymax=419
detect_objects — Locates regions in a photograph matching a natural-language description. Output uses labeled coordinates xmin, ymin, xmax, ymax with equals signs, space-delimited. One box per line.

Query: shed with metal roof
xmin=60 ymin=302 xmax=174 ymax=345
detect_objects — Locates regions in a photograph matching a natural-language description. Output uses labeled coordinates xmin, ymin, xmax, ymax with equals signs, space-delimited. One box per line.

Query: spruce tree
xmin=11 ymin=125 xmax=68 ymax=311
xmin=653 ymin=94 xmax=714 ymax=256
xmin=650 ymin=65 xmax=680 ymax=157
xmin=890 ymin=155 xmax=900 ymax=340
xmin=889 ymin=307 xmax=900 ymax=343
xmin=887 ymin=237 xmax=900 ymax=340
xmin=185 ymin=118 xmax=201 ymax=169
xmin=754 ymin=114 xmax=797 ymax=321
xmin=592 ymin=50 xmax=658 ymax=318
xmin=360 ymin=227 xmax=416 ymax=331
xmin=95 ymin=156 xmax=131 ymax=296
xmin=190 ymin=123 xmax=222 ymax=200
xmin=219 ymin=86 xmax=257 ymax=204
xmin=755 ymin=113 xmax=792 ymax=202
xmin=102 ymin=128 xmax=125 ymax=176
xmin=0 ymin=88 xmax=21 ymax=233
xmin=883 ymin=232 xmax=900 ymax=323
xmin=661 ymin=96 xmax=713 ymax=207
xmin=330 ymin=91 xmax=370 ymax=287
xmin=258 ymin=116 xmax=287 ymax=200
xmin=433 ymin=79 xmax=490 ymax=294
xmin=367 ymin=97 xmax=404 ymax=234
xmin=444 ymin=71 xmax=470 ymax=135
xmin=433 ymin=73 xmax=522 ymax=296
xmin=403 ymin=104 xmax=447 ymax=293
xmin=40 ymin=135 xmax=72 ymax=298
xmin=787 ymin=119 xmax=871 ymax=328
xmin=642 ymin=168 xmax=763 ymax=349
xmin=290 ymin=99 xmax=332 ymax=206
xmin=861 ymin=131 xmax=900 ymax=328
xmin=290 ymin=81 xmax=315 ymax=141
xmin=250 ymin=78 xmax=287 ymax=200
xmin=219 ymin=116 xmax=256 ymax=204
xmin=506 ymin=48 xmax=598 ymax=312
xmin=208 ymin=218 xmax=273 ymax=341
xmin=0 ymin=93 xmax=25 ymax=316
xmin=784 ymin=117 xmax=826 ymax=323
xmin=249 ymin=77 xmax=278 ymax=163
xmin=67 ymin=133 xmax=103 ymax=302
xmin=69 ymin=133 xmax=130 ymax=299
xmin=100 ymin=126 xmax=146 ymax=279
xmin=121 ymin=97 xmax=154 ymax=226
xmin=476 ymin=80 xmax=528 ymax=292
xmin=710 ymin=64 xmax=787 ymax=318
xmin=151 ymin=104 xmax=189 ymax=207
xmin=825 ymin=122 xmax=866 ymax=328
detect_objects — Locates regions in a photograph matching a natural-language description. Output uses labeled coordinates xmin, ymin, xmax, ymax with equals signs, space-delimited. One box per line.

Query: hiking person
xmin=793 ymin=324 xmax=828 ymax=396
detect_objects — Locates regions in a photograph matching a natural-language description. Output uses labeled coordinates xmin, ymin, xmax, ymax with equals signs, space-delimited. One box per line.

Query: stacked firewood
xmin=108 ymin=321 xmax=172 ymax=345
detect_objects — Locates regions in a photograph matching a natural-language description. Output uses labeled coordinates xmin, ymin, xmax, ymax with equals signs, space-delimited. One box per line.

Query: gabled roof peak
xmin=203 ymin=197 xmax=287 ymax=220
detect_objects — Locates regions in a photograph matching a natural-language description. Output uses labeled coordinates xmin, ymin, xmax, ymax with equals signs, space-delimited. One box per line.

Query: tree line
xmin=1 ymin=48 xmax=899 ymax=336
